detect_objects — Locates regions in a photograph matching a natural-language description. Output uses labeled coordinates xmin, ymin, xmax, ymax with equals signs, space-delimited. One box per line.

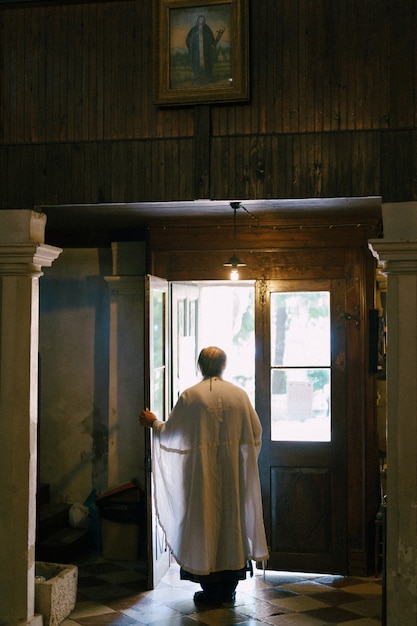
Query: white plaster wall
xmin=38 ymin=247 xmax=139 ymax=504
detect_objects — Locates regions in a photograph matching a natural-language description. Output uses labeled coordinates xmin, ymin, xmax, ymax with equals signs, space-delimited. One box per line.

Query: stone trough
xmin=35 ymin=562 xmax=78 ymax=626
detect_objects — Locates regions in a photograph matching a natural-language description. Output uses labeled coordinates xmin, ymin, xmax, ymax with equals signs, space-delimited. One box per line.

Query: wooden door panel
xmin=271 ymin=467 xmax=331 ymax=553
xmin=256 ymin=278 xmax=348 ymax=574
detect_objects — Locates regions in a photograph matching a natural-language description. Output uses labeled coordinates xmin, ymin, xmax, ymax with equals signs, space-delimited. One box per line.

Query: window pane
xmin=271 ymin=292 xmax=330 ymax=366
xmin=153 ymin=367 xmax=165 ymax=419
xmin=270 ymin=291 xmax=331 ymax=442
xmin=152 ymin=291 xmax=165 ymax=368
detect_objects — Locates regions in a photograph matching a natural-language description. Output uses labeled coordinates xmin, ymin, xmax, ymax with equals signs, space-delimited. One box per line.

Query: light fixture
xmin=223 ymin=202 xmax=246 ymax=280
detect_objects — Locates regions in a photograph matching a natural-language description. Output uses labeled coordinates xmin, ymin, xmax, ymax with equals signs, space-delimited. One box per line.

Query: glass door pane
xmin=270 ymin=291 xmax=331 ymax=441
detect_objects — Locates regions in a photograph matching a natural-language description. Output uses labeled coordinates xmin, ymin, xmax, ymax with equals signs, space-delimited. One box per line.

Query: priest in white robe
xmin=139 ymin=346 xmax=269 ymax=607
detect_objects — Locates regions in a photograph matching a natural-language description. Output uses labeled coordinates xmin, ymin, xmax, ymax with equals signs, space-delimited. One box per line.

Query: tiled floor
xmin=64 ymin=552 xmax=382 ymax=625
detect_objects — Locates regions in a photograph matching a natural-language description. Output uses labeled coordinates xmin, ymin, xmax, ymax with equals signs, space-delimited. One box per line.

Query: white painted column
xmin=0 ymin=210 xmax=62 ymax=626
xmin=369 ymin=202 xmax=417 ymax=625
xmin=105 ymin=242 xmax=146 ymax=489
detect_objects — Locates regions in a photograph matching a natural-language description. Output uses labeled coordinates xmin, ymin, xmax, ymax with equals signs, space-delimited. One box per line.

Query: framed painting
xmin=154 ymin=0 xmax=249 ymax=105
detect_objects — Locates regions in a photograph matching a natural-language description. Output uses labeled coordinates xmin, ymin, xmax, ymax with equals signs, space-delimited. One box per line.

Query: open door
xmin=144 ymin=275 xmax=170 ymax=589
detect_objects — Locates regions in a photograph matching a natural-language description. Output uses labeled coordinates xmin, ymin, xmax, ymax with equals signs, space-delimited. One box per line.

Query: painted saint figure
xmin=186 ymin=15 xmax=223 ymax=83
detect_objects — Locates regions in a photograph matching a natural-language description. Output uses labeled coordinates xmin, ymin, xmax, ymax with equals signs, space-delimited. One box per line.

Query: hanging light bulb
xmin=223 ymin=202 xmax=246 ymax=280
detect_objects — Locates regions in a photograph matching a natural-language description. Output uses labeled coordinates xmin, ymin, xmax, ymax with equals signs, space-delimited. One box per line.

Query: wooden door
xmin=256 ymin=278 xmax=348 ymax=574
xmin=144 ymin=275 xmax=170 ymax=589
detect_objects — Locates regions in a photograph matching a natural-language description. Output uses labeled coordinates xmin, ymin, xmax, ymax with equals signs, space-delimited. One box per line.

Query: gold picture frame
xmin=154 ymin=0 xmax=249 ymax=105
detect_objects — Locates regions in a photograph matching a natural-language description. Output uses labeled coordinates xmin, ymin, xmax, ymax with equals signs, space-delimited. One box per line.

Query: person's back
xmin=139 ymin=346 xmax=269 ymax=607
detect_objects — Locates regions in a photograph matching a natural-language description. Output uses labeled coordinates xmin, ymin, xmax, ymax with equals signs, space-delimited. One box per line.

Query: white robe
xmin=152 ymin=377 xmax=269 ymax=576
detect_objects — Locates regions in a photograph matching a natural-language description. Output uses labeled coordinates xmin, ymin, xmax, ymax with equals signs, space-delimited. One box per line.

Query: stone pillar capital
xmin=369 ymin=239 xmax=417 ymax=275
xmin=0 ymin=210 xmax=62 ymax=275
xmin=0 ymin=242 xmax=62 ymax=275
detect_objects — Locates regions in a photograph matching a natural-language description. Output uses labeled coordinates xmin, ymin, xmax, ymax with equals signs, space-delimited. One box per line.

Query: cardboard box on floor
xmin=101 ymin=519 xmax=140 ymax=561
xmin=97 ymin=479 xmax=144 ymax=561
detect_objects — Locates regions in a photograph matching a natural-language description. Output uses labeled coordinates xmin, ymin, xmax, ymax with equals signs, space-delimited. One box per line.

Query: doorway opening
xmin=171 ymin=280 xmax=255 ymax=404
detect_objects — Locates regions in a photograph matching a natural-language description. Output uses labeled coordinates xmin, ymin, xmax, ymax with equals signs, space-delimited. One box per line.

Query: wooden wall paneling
xmin=246 ymin=134 xmax=259 ymax=197
xmin=118 ymin=2 xmax=130 ymax=140
xmin=236 ymin=135 xmax=249 ymax=198
xmin=305 ymin=133 xmax=320 ymax=197
xmin=127 ymin=140 xmax=140 ymax=201
xmin=297 ymin=0 xmax=308 ymax=134
xmin=102 ymin=2 xmax=114 ymax=139
xmin=401 ymin=3 xmax=417 ymax=129
xmin=254 ymin=0 xmax=269 ymax=135
xmin=141 ymin=140 xmax=155 ymax=201
xmin=217 ymin=136 xmax=233 ymax=198
xmin=365 ymin=131 xmax=381 ymax=196
xmin=112 ymin=1 xmax=124 ymax=140
xmin=66 ymin=5 xmax=78 ymax=141
xmin=303 ymin=132 xmax=315 ymax=197
xmin=180 ymin=138 xmax=194 ymax=200
xmin=6 ymin=145 xmax=19 ymax=207
xmin=369 ymin=2 xmax=384 ymax=129
xmin=320 ymin=131 xmax=332 ymax=198
xmin=86 ymin=2 xmax=98 ymax=141
xmin=309 ymin=0 xmax=326 ymax=133
xmin=380 ymin=130 xmax=413 ymax=203
xmin=44 ymin=6 xmax=58 ymax=140
xmin=45 ymin=143 xmax=62 ymax=205
xmin=0 ymin=12 xmax=4 ymax=143
xmin=11 ymin=10 xmax=21 ymax=143
xmin=15 ymin=10 xmax=25 ymax=143
xmin=210 ymin=137 xmax=224 ymax=197
xmin=233 ymin=134 xmax=245 ymax=197
xmin=62 ymin=143 xmax=75 ymax=205
xmin=97 ymin=141 xmax=111 ymax=203
xmin=79 ymin=5 xmax=90 ymax=140
xmin=281 ymin=0 xmax=295 ymax=134
xmin=377 ymin=5 xmax=390 ymax=130
xmin=226 ymin=135 xmax=238 ymax=198
xmin=31 ymin=143 xmax=47 ymax=205
xmin=291 ymin=133 xmax=302 ymax=197
xmin=261 ymin=134 xmax=273 ymax=198
xmin=327 ymin=3 xmax=344 ymax=133
xmin=29 ymin=8 xmax=42 ymax=143
xmin=71 ymin=142 xmax=88 ymax=203
xmin=86 ymin=141 xmax=99 ymax=203
xmin=413 ymin=131 xmax=417 ymax=201
xmin=343 ymin=1 xmax=355 ymax=131
xmin=140 ymin=0 xmax=154 ymax=139
xmin=130 ymin=0 xmax=141 ymax=139
xmin=0 ymin=12 xmax=3 ymax=142
xmin=152 ymin=139 xmax=165 ymax=200
xmin=55 ymin=4 xmax=66 ymax=142
xmin=166 ymin=139 xmax=178 ymax=200
xmin=271 ymin=0 xmax=285 ymax=135
xmin=274 ymin=133 xmax=286 ymax=199
xmin=193 ymin=106 xmax=210 ymax=199
xmin=322 ymin=4 xmax=336 ymax=134
xmin=351 ymin=3 xmax=364 ymax=131
xmin=1 ymin=11 xmax=11 ymax=143
xmin=110 ymin=141 xmax=125 ymax=201
xmin=388 ymin=2 xmax=407 ymax=129
xmin=22 ymin=144 xmax=37 ymax=207
xmin=0 ymin=149 xmax=6 ymax=207
xmin=336 ymin=2 xmax=348 ymax=132
xmin=95 ymin=3 xmax=105 ymax=141
xmin=303 ymin=1 xmax=318 ymax=134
